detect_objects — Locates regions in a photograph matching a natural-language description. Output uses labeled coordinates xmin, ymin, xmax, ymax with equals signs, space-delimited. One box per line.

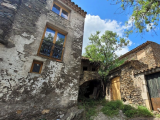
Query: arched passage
xmin=78 ymin=80 xmax=103 ymax=101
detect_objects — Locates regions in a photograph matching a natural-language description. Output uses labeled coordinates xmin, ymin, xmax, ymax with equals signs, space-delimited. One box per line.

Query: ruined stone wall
xmin=121 ymin=44 xmax=156 ymax=69
xmin=0 ymin=0 xmax=85 ymax=119
xmin=80 ymin=60 xmax=98 ymax=74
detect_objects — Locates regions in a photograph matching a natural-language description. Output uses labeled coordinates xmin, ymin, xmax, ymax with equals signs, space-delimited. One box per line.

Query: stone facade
xmin=106 ymin=61 xmax=148 ymax=107
xmin=108 ymin=41 xmax=160 ymax=110
xmin=0 ymin=0 xmax=86 ymax=119
xmin=119 ymin=41 xmax=160 ymax=69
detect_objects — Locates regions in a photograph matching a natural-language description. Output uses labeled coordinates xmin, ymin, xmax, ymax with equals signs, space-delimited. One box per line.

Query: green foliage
xmin=101 ymin=100 xmax=123 ymax=116
xmin=156 ymin=114 xmax=160 ymax=118
xmin=110 ymin=0 xmax=160 ymax=36
xmin=83 ymin=31 xmax=129 ymax=79
xmin=100 ymin=100 xmax=153 ymax=118
xmin=121 ymin=104 xmax=133 ymax=113
xmin=78 ymin=99 xmax=107 ymax=120
xmin=137 ymin=106 xmax=153 ymax=117
xmin=121 ymin=105 xmax=153 ymax=118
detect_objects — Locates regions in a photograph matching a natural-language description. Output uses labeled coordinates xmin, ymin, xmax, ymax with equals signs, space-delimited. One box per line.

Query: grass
xmin=101 ymin=100 xmax=123 ymax=116
xmin=78 ymin=98 xmax=106 ymax=120
xmin=156 ymin=114 xmax=160 ymax=118
xmin=101 ymin=100 xmax=153 ymax=118
xmin=79 ymin=99 xmax=154 ymax=119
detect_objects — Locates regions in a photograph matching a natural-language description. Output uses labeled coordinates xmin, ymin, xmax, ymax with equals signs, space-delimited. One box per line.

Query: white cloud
xmin=115 ymin=40 xmax=132 ymax=56
xmin=82 ymin=14 xmax=132 ymax=56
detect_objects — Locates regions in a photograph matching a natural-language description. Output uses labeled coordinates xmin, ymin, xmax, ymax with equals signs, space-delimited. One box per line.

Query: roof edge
xmin=119 ymin=41 xmax=153 ymax=60
xmin=60 ymin=0 xmax=87 ymax=18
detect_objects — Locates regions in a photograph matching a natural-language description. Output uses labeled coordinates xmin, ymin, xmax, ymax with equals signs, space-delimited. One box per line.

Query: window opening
xmin=52 ymin=3 xmax=69 ymax=19
xmin=61 ymin=9 xmax=68 ymax=19
xmin=83 ymin=67 xmax=88 ymax=71
xmin=92 ymin=68 xmax=96 ymax=71
xmin=38 ymin=26 xmax=66 ymax=61
xmin=30 ymin=60 xmax=43 ymax=74
xmin=52 ymin=4 xmax=60 ymax=15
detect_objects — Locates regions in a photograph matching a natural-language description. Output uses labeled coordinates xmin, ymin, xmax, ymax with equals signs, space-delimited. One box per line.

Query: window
xmin=83 ymin=67 xmax=88 ymax=71
xmin=38 ymin=26 xmax=66 ymax=61
xmin=92 ymin=68 xmax=96 ymax=71
xmin=30 ymin=60 xmax=43 ymax=74
xmin=52 ymin=3 xmax=69 ymax=20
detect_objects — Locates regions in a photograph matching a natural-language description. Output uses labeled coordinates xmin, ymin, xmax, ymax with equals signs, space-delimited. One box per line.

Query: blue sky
xmin=72 ymin=0 xmax=160 ymax=56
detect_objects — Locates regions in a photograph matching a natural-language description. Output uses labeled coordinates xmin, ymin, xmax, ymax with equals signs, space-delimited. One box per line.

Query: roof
xmin=108 ymin=60 xmax=148 ymax=75
xmin=108 ymin=60 xmax=136 ymax=75
xmin=119 ymin=41 xmax=153 ymax=60
xmin=134 ymin=64 xmax=160 ymax=75
xmin=60 ymin=0 xmax=87 ymax=17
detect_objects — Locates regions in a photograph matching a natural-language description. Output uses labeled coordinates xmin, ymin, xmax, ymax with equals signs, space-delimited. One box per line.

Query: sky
xmin=71 ymin=0 xmax=160 ymax=56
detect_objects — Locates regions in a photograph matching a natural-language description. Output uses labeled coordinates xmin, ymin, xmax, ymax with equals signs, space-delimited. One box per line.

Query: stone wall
xmin=79 ymin=71 xmax=101 ymax=85
xmin=151 ymin=43 xmax=160 ymax=66
xmin=0 ymin=0 xmax=21 ymax=47
xmin=120 ymin=43 xmax=157 ymax=69
xmin=80 ymin=59 xmax=98 ymax=74
xmin=0 ymin=0 xmax=85 ymax=119
xmin=134 ymin=73 xmax=152 ymax=110
xmin=107 ymin=61 xmax=148 ymax=106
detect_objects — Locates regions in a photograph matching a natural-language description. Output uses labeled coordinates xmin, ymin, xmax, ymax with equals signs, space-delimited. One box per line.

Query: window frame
xmin=37 ymin=25 xmax=67 ymax=62
xmin=52 ymin=2 xmax=70 ymax=20
xmin=30 ymin=60 xmax=43 ymax=74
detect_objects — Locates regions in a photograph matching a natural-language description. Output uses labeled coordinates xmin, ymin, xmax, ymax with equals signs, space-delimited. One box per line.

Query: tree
xmin=83 ymin=31 xmax=129 ymax=79
xmin=112 ymin=0 xmax=160 ymax=36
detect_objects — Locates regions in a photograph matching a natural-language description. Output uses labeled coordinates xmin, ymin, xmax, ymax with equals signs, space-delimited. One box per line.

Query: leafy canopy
xmin=111 ymin=0 xmax=160 ymax=36
xmin=83 ymin=31 xmax=129 ymax=78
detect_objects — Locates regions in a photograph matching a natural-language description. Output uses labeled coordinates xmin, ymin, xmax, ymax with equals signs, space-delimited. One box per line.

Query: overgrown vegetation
xmin=101 ymin=100 xmax=123 ymax=116
xmin=83 ymin=31 xmax=129 ymax=79
xmin=78 ymin=98 xmax=107 ymax=120
xmin=79 ymin=99 xmax=154 ymax=119
xmin=101 ymin=100 xmax=153 ymax=118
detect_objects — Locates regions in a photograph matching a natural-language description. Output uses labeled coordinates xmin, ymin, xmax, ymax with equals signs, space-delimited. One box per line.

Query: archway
xmin=78 ymin=80 xmax=103 ymax=101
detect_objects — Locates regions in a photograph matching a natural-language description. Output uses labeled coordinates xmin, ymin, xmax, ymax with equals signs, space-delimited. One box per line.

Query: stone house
xmin=107 ymin=41 xmax=160 ymax=111
xmin=79 ymin=57 xmax=105 ymax=100
xmin=0 ymin=0 xmax=86 ymax=119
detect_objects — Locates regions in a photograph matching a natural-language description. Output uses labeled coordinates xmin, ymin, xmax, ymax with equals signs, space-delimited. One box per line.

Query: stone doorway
xmin=146 ymin=72 xmax=160 ymax=111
